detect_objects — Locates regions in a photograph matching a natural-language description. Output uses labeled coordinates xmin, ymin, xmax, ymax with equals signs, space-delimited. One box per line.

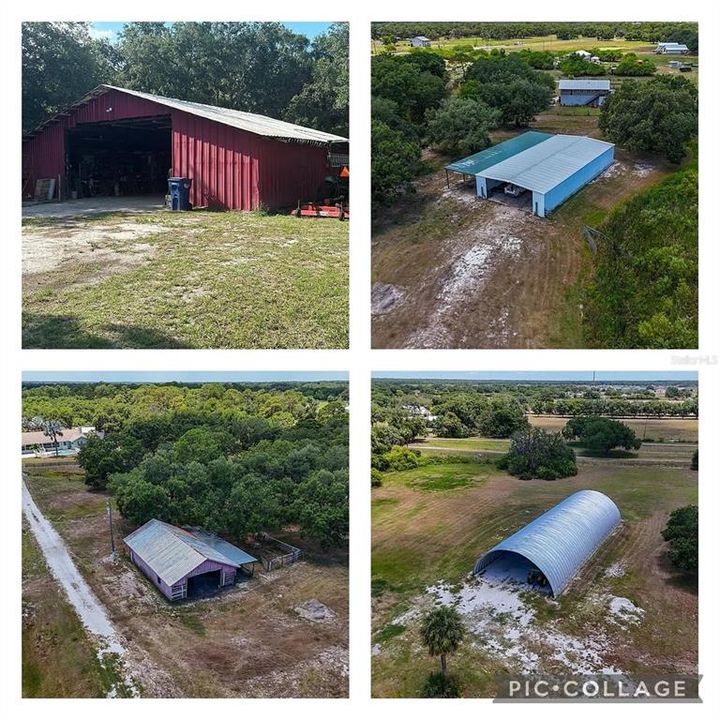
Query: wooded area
xmin=22 ymin=22 xmax=349 ymax=136
xmin=22 ymin=382 xmax=349 ymax=549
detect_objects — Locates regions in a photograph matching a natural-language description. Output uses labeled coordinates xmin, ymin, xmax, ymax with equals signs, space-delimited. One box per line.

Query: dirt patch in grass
xmin=23 ymin=211 xmax=348 ymax=349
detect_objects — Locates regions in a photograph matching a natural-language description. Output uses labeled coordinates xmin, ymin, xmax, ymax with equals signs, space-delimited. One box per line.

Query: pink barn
xmin=124 ymin=519 xmax=257 ymax=601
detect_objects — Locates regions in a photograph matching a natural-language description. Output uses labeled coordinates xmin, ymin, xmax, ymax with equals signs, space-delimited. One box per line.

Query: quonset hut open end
xmin=473 ymin=490 xmax=621 ymax=596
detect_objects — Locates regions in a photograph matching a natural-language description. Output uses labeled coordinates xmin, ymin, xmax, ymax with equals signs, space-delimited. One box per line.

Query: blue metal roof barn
xmin=468 ymin=133 xmax=614 ymax=217
xmin=473 ymin=490 xmax=621 ymax=596
xmin=445 ymin=131 xmax=552 ymax=176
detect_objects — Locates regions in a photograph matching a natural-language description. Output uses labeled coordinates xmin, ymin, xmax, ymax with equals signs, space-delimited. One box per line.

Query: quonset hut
xmin=22 ymin=84 xmax=348 ymax=210
xmin=124 ymin=519 xmax=258 ymax=601
xmin=473 ymin=490 xmax=621 ymax=596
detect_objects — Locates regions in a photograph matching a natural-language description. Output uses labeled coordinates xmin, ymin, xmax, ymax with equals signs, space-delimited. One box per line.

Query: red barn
xmin=22 ymin=84 xmax=348 ymax=211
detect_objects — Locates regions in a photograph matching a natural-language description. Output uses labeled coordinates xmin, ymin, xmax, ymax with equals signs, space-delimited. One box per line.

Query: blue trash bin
xmin=168 ymin=177 xmax=192 ymax=211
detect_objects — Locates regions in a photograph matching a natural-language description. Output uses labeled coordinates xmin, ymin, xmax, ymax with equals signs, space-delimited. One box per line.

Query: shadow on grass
xmin=22 ymin=313 xmax=188 ymax=349
xmin=658 ymin=550 xmax=698 ymax=595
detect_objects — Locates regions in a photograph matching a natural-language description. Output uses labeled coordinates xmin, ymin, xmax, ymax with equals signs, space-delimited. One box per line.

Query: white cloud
xmin=89 ymin=28 xmax=118 ymax=42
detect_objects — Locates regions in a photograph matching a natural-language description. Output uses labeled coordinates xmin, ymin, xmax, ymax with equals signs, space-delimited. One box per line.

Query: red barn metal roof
xmin=25 ymin=84 xmax=347 ymax=145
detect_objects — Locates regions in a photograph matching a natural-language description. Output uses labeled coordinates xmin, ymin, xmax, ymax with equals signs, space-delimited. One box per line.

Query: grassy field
xmin=23 ymin=463 xmax=349 ymax=698
xmin=22 ymin=210 xmax=348 ymax=349
xmin=372 ymin=450 xmax=698 ymax=697
xmin=22 ymin=522 xmax=112 ymax=697
xmin=372 ymin=35 xmax=656 ymax=55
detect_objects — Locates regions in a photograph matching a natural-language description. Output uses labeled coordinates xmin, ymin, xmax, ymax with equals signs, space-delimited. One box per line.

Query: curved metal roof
xmin=473 ymin=490 xmax=620 ymax=596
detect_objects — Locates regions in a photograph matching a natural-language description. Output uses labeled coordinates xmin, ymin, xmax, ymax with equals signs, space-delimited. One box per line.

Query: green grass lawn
xmin=23 ymin=211 xmax=349 ymax=349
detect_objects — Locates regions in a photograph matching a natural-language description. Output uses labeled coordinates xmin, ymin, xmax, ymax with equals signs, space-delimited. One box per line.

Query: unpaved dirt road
xmin=22 ymin=478 xmax=138 ymax=695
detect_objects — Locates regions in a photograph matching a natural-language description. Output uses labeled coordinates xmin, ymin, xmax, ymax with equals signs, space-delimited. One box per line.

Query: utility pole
xmin=107 ymin=500 xmax=116 ymax=558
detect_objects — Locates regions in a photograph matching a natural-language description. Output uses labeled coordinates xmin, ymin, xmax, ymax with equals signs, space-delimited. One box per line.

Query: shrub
xmin=371 ymin=468 xmax=384 ymax=487
xmin=423 ymin=671 xmax=461 ymax=698
xmin=500 ymin=428 xmax=577 ymax=480
xmin=563 ymin=416 xmax=641 ymax=455
xmin=662 ymin=505 xmax=698 ymax=574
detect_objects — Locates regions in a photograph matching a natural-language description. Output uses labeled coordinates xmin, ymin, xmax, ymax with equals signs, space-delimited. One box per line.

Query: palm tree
xmin=420 ymin=605 xmax=465 ymax=676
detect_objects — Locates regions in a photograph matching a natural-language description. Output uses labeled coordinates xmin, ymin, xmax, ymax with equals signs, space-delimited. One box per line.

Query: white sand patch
xmin=391 ymin=573 xmax=625 ymax=676
xmin=605 ymin=561 xmax=627 ymax=578
xmin=608 ymin=596 xmax=645 ymax=626
xmin=633 ymin=161 xmax=655 ymax=178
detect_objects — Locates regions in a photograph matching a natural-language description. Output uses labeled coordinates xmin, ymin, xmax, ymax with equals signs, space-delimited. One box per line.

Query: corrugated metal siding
xmin=542 ymin=145 xmax=614 ymax=215
xmin=172 ymin=111 xmax=259 ymax=210
xmin=256 ymin=137 xmax=330 ymax=209
xmin=474 ymin=490 xmax=621 ymax=596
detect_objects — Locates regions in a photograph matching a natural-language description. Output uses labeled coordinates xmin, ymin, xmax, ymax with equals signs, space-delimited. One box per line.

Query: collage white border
xmin=2 ymin=1 xmax=719 ymax=717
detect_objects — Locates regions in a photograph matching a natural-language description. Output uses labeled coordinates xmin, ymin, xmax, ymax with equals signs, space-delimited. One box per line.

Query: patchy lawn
xmin=23 ymin=209 xmax=348 ymax=349
xmin=23 ymin=463 xmax=349 ymax=698
xmin=372 ymin=458 xmax=698 ymax=697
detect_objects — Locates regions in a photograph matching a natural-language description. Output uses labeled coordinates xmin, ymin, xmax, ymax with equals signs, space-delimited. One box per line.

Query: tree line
xmin=22 ymin=22 xmax=348 ymax=136
xmin=371 ymin=22 xmax=698 ymax=53
xmin=22 ymin=382 xmax=349 ymax=549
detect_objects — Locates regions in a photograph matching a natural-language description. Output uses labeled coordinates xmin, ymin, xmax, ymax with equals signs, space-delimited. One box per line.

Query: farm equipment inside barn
xmin=291 ymin=165 xmax=349 ymax=220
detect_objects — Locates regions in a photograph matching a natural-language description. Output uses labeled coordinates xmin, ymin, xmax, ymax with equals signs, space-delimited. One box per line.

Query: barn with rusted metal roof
xmin=22 ymin=84 xmax=348 ymax=210
xmin=124 ymin=519 xmax=258 ymax=601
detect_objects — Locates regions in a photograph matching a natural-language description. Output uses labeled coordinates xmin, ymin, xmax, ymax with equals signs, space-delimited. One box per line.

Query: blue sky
xmin=371 ymin=371 xmax=697 ymax=382
xmin=89 ymin=22 xmax=334 ymax=44
xmin=22 ymin=371 xmax=347 ymax=384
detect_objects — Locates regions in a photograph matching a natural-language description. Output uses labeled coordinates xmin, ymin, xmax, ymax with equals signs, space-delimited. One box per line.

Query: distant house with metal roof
xmin=474 ymin=490 xmax=621 ymax=596
xmin=558 ymin=79 xmax=612 ymax=107
xmin=656 ymin=42 xmax=690 ymax=55
xmin=124 ymin=519 xmax=258 ymax=601
xmin=409 ymin=36 xmax=431 ymax=48
xmin=22 ymin=84 xmax=348 ymax=210
xmin=447 ymin=132 xmax=614 ymax=217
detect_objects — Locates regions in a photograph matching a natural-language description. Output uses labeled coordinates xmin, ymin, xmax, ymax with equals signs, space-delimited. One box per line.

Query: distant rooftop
xmin=559 ymin=79 xmax=611 ymax=91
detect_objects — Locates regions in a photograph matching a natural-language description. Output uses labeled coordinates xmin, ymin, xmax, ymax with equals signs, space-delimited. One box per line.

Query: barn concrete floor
xmin=22 ymin=195 xmax=165 ymax=219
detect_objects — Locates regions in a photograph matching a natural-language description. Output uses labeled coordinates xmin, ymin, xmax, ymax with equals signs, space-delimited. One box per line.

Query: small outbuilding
xmin=473 ymin=490 xmax=621 ymax=596
xmin=656 ymin=42 xmax=690 ymax=55
xmin=22 ymin=84 xmax=348 ymax=210
xmin=409 ymin=36 xmax=432 ymax=48
xmin=558 ymin=79 xmax=611 ymax=107
xmin=124 ymin=519 xmax=258 ymax=601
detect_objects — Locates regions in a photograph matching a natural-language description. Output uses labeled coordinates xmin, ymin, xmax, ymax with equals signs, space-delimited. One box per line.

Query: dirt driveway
xmin=371 ymin=155 xmax=667 ymax=349
xmin=22 ymin=195 xmax=165 ymax=219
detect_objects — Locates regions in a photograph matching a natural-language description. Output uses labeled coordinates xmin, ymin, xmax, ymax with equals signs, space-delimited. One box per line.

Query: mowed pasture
xmin=23 ymin=464 xmax=349 ymax=698
xmin=371 ymin=450 xmax=697 ymax=697
xmin=22 ymin=209 xmax=348 ymax=349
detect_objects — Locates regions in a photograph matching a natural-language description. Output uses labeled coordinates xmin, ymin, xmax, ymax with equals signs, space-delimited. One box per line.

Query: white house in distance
xmin=571 ymin=49 xmax=592 ymax=58
xmin=655 ymin=42 xmax=690 ymax=55
xmin=409 ymin=35 xmax=431 ymax=48
xmin=21 ymin=426 xmax=102 ymax=457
